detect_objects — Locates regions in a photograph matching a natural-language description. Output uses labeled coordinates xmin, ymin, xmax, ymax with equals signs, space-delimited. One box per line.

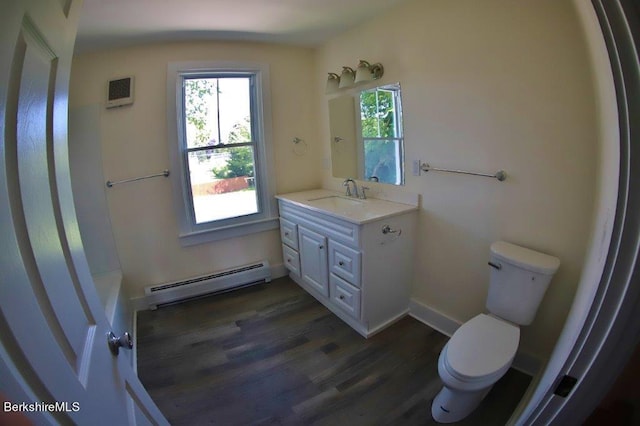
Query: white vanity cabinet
xmin=276 ymin=191 xmax=417 ymax=337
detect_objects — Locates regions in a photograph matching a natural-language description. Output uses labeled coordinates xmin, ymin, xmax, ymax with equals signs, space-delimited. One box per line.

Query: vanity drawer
xmin=330 ymin=273 xmax=361 ymax=319
xmin=329 ymin=240 xmax=361 ymax=287
xmin=280 ymin=217 xmax=298 ymax=250
xmin=282 ymin=244 xmax=300 ymax=277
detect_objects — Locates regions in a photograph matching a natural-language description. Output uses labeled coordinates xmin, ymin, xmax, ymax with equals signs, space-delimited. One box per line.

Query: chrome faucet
xmin=360 ymin=186 xmax=370 ymax=199
xmin=342 ymin=178 xmax=359 ymax=198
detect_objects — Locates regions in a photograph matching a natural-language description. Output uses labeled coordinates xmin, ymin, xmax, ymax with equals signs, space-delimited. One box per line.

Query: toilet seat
xmin=445 ymin=314 xmax=519 ymax=381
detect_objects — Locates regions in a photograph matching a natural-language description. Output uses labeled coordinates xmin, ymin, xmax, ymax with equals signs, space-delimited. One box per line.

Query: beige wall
xmin=71 ymin=0 xmax=601 ymax=360
xmin=317 ymin=0 xmax=598 ymax=359
xmin=70 ymin=41 xmax=321 ymax=298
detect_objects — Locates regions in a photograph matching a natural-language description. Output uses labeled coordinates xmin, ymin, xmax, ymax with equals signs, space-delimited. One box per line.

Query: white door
xmin=0 ymin=1 xmax=167 ymax=424
xmin=299 ymin=227 xmax=329 ymax=296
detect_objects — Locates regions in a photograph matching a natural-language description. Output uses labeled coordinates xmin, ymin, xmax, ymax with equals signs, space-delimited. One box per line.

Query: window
xmin=359 ymin=84 xmax=404 ymax=185
xmin=168 ymin=62 xmax=278 ymax=245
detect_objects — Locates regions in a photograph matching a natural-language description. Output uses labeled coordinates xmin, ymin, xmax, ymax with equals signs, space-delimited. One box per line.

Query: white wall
xmin=70 ymin=41 xmax=321 ymax=298
xmin=317 ymin=0 xmax=599 ymax=360
xmin=70 ymin=0 xmax=603 ymax=362
xmin=514 ymin=0 xmax=620 ymax=421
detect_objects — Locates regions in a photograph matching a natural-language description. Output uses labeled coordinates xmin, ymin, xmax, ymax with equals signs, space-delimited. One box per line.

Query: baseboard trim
xmin=512 ymin=351 xmax=542 ymax=377
xmin=270 ymin=263 xmax=288 ymax=280
xmin=408 ymin=298 xmax=460 ymax=337
xmin=367 ymin=309 xmax=409 ymax=337
xmin=408 ymin=298 xmax=541 ymax=376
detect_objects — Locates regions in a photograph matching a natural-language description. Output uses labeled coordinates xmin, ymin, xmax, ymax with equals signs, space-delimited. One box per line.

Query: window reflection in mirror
xmin=329 ymin=82 xmax=404 ymax=186
xmin=360 ymin=84 xmax=404 ymax=185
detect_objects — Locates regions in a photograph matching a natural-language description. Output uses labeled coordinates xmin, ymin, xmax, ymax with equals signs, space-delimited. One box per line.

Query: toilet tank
xmin=486 ymin=241 xmax=560 ymax=325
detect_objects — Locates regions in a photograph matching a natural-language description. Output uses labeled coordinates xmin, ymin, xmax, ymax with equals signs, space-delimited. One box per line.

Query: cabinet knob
xmin=338 ymin=261 xmax=344 ymax=266
xmin=339 ymin=295 xmax=345 ymax=300
xmin=319 ymin=245 xmax=324 ymax=250
xmin=287 ymin=258 xmax=291 ymax=263
xmin=285 ymin=232 xmax=289 ymax=236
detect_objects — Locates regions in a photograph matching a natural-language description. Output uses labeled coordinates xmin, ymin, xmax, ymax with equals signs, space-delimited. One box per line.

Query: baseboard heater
xmin=144 ymin=261 xmax=271 ymax=309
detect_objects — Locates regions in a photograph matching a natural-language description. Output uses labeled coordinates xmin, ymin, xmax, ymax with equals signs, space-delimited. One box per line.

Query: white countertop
xmin=275 ymin=189 xmax=418 ymax=224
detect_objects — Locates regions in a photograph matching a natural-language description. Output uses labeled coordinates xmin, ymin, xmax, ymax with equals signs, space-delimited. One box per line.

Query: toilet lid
xmin=447 ymin=314 xmax=520 ymax=379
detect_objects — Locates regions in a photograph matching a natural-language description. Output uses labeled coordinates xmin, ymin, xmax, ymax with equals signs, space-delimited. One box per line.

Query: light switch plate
xmin=412 ymin=159 xmax=422 ymax=176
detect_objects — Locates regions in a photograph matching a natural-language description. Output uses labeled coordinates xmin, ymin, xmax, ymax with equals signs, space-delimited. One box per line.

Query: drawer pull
xmin=339 ymin=295 xmax=345 ymax=300
xmin=285 ymin=232 xmax=289 ymax=236
xmin=287 ymin=258 xmax=291 ymax=263
xmin=338 ymin=261 xmax=345 ymax=266
xmin=319 ymin=245 xmax=324 ymax=250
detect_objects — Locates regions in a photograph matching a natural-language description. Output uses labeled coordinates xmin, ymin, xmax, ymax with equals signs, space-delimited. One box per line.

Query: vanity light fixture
xmin=354 ymin=60 xmax=384 ymax=84
xmin=338 ymin=66 xmax=355 ymax=88
xmin=326 ymin=60 xmax=385 ymax=93
xmin=325 ymin=72 xmax=340 ymax=94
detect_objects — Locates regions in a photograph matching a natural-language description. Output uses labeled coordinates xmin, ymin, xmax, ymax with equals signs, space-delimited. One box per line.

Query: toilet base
xmin=431 ymin=385 xmax=492 ymax=423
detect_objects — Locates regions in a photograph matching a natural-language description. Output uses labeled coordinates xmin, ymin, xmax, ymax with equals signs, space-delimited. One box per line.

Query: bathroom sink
xmin=276 ymin=189 xmax=419 ymax=224
xmin=306 ymin=195 xmax=363 ymax=211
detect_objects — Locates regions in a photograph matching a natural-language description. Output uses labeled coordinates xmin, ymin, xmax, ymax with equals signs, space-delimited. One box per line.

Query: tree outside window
xmin=183 ymin=76 xmax=258 ymax=224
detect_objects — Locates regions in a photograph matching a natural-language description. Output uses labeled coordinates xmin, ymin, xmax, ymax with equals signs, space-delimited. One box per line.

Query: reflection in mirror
xmin=329 ymin=83 xmax=404 ymax=186
xmin=329 ymin=95 xmax=358 ymax=179
xmin=361 ymin=83 xmax=404 ymax=185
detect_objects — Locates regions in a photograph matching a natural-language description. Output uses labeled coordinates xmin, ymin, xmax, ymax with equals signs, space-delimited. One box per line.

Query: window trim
xmin=356 ymin=84 xmax=405 ymax=185
xmin=167 ymin=61 xmax=278 ymax=246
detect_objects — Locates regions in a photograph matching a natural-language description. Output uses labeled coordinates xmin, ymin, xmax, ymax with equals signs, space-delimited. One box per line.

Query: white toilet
xmin=431 ymin=241 xmax=560 ymax=423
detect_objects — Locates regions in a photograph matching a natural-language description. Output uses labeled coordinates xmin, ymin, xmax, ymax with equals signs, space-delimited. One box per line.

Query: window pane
xmin=364 ymin=139 xmax=403 ymax=185
xmin=218 ymin=78 xmax=252 ymax=145
xmin=184 ymin=78 xmax=218 ymax=149
xmin=360 ymin=89 xmax=397 ymax=138
xmin=188 ymin=147 xmax=258 ymax=224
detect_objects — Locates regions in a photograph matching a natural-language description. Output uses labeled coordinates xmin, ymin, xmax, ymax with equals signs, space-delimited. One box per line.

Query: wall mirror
xmin=329 ymin=82 xmax=404 ymax=185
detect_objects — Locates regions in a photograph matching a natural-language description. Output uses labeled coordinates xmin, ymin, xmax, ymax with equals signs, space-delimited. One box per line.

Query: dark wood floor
xmin=137 ymin=277 xmax=531 ymax=425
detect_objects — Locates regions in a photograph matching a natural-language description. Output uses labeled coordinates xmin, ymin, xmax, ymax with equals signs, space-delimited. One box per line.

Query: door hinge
xmin=553 ymin=375 xmax=578 ymax=398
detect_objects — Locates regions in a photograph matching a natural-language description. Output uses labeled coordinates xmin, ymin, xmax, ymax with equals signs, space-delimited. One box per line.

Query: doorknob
xmin=107 ymin=331 xmax=133 ymax=356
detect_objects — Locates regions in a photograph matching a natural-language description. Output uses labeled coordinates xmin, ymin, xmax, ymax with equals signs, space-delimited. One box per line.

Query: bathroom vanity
xmin=275 ymin=189 xmax=417 ymax=337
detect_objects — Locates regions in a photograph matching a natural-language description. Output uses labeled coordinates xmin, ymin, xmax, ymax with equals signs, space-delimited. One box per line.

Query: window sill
xmin=178 ymin=217 xmax=280 ymax=247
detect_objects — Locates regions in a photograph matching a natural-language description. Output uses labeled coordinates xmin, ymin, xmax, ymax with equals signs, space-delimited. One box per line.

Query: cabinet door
xmin=299 ymin=226 xmax=329 ymax=296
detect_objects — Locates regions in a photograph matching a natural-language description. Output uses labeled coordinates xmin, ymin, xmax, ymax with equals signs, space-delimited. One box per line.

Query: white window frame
xmin=356 ymin=84 xmax=405 ymax=185
xmin=167 ymin=61 xmax=278 ymax=246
